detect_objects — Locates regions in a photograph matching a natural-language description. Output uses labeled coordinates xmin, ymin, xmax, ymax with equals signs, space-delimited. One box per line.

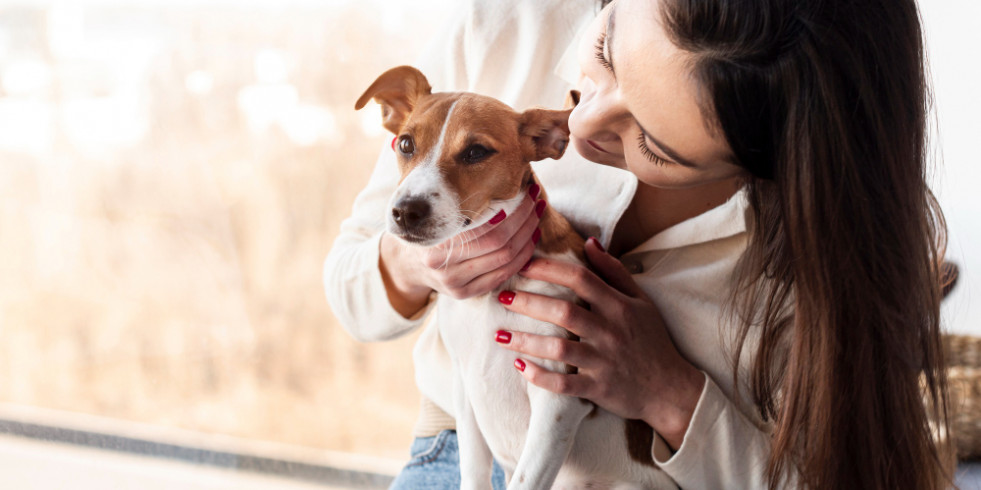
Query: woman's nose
xmin=570 ymin=80 xmax=628 ymax=141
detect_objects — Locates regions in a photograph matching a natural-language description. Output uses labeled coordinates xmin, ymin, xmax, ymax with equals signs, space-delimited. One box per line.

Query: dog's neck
xmin=525 ymin=173 xmax=586 ymax=262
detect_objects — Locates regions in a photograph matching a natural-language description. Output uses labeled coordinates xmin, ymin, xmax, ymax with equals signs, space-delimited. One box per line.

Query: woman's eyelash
xmin=637 ymin=133 xmax=669 ymax=166
xmin=594 ymin=33 xmax=614 ymax=72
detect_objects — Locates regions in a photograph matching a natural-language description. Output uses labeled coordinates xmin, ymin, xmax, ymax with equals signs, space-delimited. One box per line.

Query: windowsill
xmin=0 ymin=403 xmax=400 ymax=489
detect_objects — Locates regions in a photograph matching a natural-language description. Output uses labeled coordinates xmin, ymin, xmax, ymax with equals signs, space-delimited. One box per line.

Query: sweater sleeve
xmin=650 ymin=372 xmax=797 ymax=489
xmin=322 ymin=146 xmax=432 ymax=342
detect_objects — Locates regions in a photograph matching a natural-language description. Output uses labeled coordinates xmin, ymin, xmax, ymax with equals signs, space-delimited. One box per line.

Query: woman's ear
xmin=355 ymin=65 xmax=432 ymax=134
xmin=519 ymin=108 xmax=573 ymax=162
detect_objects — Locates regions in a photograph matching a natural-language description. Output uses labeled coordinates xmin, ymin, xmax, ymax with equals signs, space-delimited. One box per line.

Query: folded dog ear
xmin=519 ymin=108 xmax=573 ymax=162
xmin=565 ymin=90 xmax=581 ymax=109
xmin=355 ymin=65 xmax=432 ymax=134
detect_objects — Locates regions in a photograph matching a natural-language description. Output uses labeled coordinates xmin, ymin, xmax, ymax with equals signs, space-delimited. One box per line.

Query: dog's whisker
xmin=457 ymin=192 xmax=480 ymax=208
xmin=442 ymin=238 xmax=458 ymax=269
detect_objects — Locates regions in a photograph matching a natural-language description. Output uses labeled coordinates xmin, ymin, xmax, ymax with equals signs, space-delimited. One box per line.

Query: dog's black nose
xmin=392 ymin=198 xmax=432 ymax=231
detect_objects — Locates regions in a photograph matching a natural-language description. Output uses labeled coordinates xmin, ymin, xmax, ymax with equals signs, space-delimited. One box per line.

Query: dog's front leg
xmin=455 ymin=372 xmax=495 ymax=490
xmin=507 ymin=385 xmax=592 ymax=490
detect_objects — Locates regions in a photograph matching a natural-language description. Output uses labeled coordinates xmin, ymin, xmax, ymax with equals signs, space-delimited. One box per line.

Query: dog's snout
xmin=392 ymin=197 xmax=432 ymax=231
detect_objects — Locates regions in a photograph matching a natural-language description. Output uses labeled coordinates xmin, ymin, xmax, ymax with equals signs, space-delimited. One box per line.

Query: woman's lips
xmin=586 ymin=139 xmax=610 ymax=154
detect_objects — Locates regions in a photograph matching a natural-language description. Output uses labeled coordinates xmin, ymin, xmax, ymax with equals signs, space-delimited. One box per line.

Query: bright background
xmin=0 ymin=0 xmax=977 ymax=469
xmin=0 ymin=0 xmax=454 ymax=461
xmin=922 ymin=1 xmax=981 ymax=335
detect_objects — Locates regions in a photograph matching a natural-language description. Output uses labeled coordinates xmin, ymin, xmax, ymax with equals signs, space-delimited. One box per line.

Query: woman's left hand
xmin=496 ymin=237 xmax=706 ymax=450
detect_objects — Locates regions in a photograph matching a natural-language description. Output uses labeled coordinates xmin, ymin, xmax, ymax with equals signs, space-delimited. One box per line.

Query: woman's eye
xmin=461 ymin=144 xmax=495 ymax=164
xmin=636 ymin=133 xmax=669 ymax=167
xmin=398 ymin=135 xmax=415 ymax=155
xmin=594 ymin=33 xmax=614 ymax=72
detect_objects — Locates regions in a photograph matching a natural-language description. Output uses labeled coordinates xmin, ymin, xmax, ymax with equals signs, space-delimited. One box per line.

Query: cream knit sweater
xmin=324 ymin=0 xmax=788 ymax=487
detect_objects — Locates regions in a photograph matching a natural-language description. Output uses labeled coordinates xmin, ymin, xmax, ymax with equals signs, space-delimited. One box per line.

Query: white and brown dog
xmin=356 ymin=66 xmax=672 ymax=489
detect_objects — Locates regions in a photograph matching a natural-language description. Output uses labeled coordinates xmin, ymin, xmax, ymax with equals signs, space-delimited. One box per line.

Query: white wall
xmin=921 ymin=0 xmax=981 ymax=334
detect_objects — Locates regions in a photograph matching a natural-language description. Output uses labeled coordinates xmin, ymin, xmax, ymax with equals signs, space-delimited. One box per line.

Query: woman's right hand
xmin=379 ymin=192 xmax=544 ymax=317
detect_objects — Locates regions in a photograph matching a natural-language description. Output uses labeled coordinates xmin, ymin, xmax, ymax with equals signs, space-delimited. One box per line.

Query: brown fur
xmin=624 ymin=419 xmax=657 ymax=467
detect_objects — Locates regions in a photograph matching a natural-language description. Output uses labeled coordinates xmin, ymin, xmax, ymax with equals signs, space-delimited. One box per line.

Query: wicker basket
xmin=943 ymin=334 xmax=981 ymax=460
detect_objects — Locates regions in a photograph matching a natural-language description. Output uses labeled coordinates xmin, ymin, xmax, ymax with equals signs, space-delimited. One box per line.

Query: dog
xmin=356 ymin=66 xmax=673 ymax=489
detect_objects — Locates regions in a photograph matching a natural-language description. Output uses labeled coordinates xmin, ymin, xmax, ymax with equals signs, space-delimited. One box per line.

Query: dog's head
xmin=355 ymin=65 xmax=571 ymax=246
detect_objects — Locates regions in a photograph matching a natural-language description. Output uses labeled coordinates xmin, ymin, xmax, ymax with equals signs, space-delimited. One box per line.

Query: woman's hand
xmin=495 ymin=238 xmax=706 ymax=450
xmin=380 ymin=190 xmax=544 ymax=317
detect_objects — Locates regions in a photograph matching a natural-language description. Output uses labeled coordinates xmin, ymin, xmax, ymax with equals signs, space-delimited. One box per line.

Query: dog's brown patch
xmin=624 ymin=419 xmax=657 ymax=467
xmin=533 ymin=176 xmax=585 ymax=260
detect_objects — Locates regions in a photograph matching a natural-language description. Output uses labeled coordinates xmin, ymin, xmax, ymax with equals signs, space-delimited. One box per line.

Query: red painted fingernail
xmin=391 ymin=136 xmax=397 ymax=151
xmin=489 ymin=210 xmax=506 ymax=225
xmin=535 ymin=199 xmax=547 ymax=218
xmin=589 ymin=236 xmax=605 ymax=253
xmin=498 ymin=290 xmax=515 ymax=305
xmin=520 ymin=258 xmax=533 ymax=272
xmin=528 ymin=183 xmax=540 ymax=199
xmin=514 ymin=359 xmax=526 ymax=372
xmin=532 ymin=228 xmax=541 ymax=245
xmin=495 ymin=330 xmax=512 ymax=344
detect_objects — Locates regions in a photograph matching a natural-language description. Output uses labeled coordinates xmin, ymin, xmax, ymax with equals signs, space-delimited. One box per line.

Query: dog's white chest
xmin=438 ymin=275 xmax=573 ymax=358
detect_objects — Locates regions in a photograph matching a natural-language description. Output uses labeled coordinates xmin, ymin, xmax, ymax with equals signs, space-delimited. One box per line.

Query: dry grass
xmin=0 ymin=3 xmax=444 ymax=460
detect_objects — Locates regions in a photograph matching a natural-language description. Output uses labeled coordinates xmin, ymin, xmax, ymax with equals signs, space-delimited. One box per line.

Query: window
xmin=0 ymin=0 xmax=450 ymax=486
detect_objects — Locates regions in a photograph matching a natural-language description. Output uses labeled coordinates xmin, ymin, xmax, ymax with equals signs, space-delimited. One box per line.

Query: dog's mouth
xmin=388 ymin=216 xmax=452 ymax=247
xmin=390 ymin=212 xmax=479 ymax=247
xmin=391 ymin=227 xmax=438 ymax=245
xmin=398 ymin=232 xmax=426 ymax=243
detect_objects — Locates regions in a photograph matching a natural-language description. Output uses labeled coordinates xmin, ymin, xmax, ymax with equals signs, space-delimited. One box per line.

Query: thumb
xmin=584 ymin=237 xmax=644 ymax=298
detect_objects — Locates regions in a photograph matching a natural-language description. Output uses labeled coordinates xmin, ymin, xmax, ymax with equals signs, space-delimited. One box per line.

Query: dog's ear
xmin=355 ymin=65 xmax=432 ymax=134
xmin=565 ymin=90 xmax=581 ymax=109
xmin=519 ymin=108 xmax=573 ymax=162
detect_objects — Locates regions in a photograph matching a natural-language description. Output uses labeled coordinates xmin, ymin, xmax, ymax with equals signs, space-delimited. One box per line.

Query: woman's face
xmin=568 ymin=0 xmax=746 ymax=188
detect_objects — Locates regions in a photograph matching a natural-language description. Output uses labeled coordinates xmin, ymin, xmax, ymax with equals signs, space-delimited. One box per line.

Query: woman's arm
xmin=496 ymin=237 xmax=794 ymax=489
xmin=323 ymin=146 xmax=430 ymax=341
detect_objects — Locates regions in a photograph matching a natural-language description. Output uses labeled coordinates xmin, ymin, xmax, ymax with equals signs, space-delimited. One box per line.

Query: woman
xmin=324 ymin=0 xmax=953 ymax=488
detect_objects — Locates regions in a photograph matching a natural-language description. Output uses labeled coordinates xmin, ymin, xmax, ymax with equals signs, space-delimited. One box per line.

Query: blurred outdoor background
xmin=0 ymin=0 xmax=978 ymax=478
xmin=0 ymin=0 xmax=455 ymax=463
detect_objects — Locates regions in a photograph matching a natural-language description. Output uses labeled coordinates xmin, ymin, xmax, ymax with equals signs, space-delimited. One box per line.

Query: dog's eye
xmin=461 ymin=144 xmax=495 ymax=164
xmin=398 ymin=136 xmax=415 ymax=155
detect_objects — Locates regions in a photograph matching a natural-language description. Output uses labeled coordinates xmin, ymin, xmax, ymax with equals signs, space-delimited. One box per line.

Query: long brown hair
xmin=654 ymin=0 xmax=953 ymax=488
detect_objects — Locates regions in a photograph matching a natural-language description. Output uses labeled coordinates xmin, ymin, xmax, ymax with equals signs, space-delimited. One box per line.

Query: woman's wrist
xmin=379 ymin=232 xmax=433 ymax=318
xmin=643 ymin=363 xmax=706 ymax=452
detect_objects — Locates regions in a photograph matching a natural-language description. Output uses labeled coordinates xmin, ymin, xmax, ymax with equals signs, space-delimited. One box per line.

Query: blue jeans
xmin=388 ymin=430 xmax=507 ymax=489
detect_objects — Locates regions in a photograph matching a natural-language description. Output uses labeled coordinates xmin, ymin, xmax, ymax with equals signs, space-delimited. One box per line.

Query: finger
xmin=456 ymin=206 xmax=539 ymax=275
xmin=423 ymin=201 xmax=532 ymax=270
xmin=515 ymin=358 xmax=591 ymax=398
xmin=453 ymin=239 xmax=536 ymax=298
xmin=518 ymin=257 xmax=623 ymax=306
xmin=498 ymin=289 xmax=601 ymax=338
xmin=464 ymin=198 xmax=537 ymax=258
xmin=456 ymin=194 xmax=538 ymax=248
xmin=496 ymin=330 xmax=592 ymax=369
xmin=584 ymin=237 xmax=644 ymax=297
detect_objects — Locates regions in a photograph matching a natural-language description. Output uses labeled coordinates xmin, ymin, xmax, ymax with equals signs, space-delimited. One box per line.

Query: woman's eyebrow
xmin=607 ymin=3 xmax=618 ymax=75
